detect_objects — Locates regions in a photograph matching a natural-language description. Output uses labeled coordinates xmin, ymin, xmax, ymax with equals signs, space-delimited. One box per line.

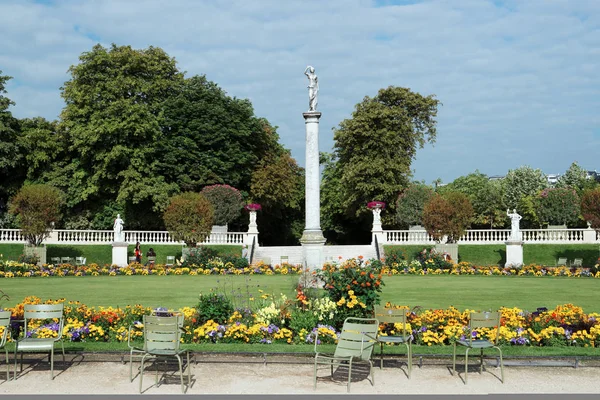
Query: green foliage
xmin=163 ymin=192 xmax=214 ymax=247
xmin=395 ymin=182 xmax=434 ymax=228
xmin=196 ymin=292 xmax=234 ymax=325
xmin=535 ymin=187 xmax=581 ymax=226
xmin=384 ymin=247 xmax=406 ymax=265
xmin=447 ymin=171 xmax=506 ymax=228
xmin=182 ymin=246 xmax=249 ymax=269
xmin=288 ymin=309 xmax=319 ymax=335
xmin=416 ymin=248 xmax=453 ymax=270
xmin=383 ymin=245 xmax=434 ymax=261
xmin=422 ymin=192 xmax=474 ymax=243
xmin=556 ymin=162 xmax=596 ymax=194
xmin=200 ymin=184 xmax=243 ymax=226
xmin=503 ymin=166 xmax=548 ymax=210
xmin=581 ymin=187 xmax=600 ymax=231
xmin=0 ymin=71 xmax=24 ymax=207
xmin=8 ymin=184 xmax=65 ymax=246
xmin=330 ymin=86 xmax=440 ymax=225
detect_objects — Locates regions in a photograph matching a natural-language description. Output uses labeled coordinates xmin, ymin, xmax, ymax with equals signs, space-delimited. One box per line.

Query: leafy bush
xmin=384 ymin=247 xmax=406 ymax=265
xmin=288 ymin=309 xmax=318 ymax=334
xmin=200 ymin=184 xmax=243 ymax=226
xmin=163 ymin=192 xmax=214 ymax=247
xmin=9 ymin=184 xmax=65 ymax=246
xmin=196 ymin=292 xmax=234 ymax=325
xmin=316 ymin=258 xmax=385 ymax=328
xmin=17 ymin=253 xmax=40 ymax=265
xmin=182 ymin=246 xmax=249 ymax=269
xmin=396 ymin=183 xmax=435 ymax=228
xmin=422 ymin=192 xmax=474 ymax=243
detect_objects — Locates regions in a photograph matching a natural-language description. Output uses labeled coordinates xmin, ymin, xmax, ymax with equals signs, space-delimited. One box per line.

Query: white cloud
xmin=1 ymin=0 xmax=599 ymax=183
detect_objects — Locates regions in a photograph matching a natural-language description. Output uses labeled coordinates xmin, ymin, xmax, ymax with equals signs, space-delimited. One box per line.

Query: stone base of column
xmin=505 ymin=240 xmax=523 ymax=268
xmin=300 ymin=229 xmax=326 ymax=271
xmin=112 ymin=241 xmax=128 ymax=267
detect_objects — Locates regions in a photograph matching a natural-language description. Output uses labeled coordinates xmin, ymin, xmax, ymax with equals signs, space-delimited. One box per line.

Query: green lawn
xmin=1 ymin=274 xmax=599 ymax=313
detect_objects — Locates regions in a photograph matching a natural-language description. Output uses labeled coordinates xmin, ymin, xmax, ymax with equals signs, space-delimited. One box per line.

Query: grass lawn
xmin=1 ymin=274 xmax=599 ymax=313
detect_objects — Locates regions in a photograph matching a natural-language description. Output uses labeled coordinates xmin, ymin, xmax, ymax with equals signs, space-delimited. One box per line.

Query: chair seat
xmin=17 ymin=338 xmax=56 ymax=351
xmin=378 ymin=335 xmax=409 ymax=344
xmin=457 ymin=339 xmax=495 ymax=349
xmin=145 ymin=348 xmax=188 ymax=357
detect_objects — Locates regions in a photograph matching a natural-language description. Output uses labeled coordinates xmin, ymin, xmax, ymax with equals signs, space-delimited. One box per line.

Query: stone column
xmin=300 ymin=111 xmax=326 ymax=270
xmin=371 ymin=207 xmax=384 ymax=246
xmin=246 ymin=210 xmax=259 ymax=248
xmin=112 ymin=241 xmax=128 ymax=267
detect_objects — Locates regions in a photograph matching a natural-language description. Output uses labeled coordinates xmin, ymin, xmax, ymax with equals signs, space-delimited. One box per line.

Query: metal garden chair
xmin=165 ymin=256 xmax=175 ymax=266
xmin=452 ymin=311 xmax=504 ymax=384
xmin=137 ymin=315 xmax=191 ymax=393
xmin=313 ymin=317 xmax=379 ymax=393
xmin=556 ymin=257 xmax=568 ymax=266
xmin=373 ymin=306 xmax=412 ymax=378
xmin=0 ymin=310 xmax=12 ymax=381
xmin=14 ymin=303 xmax=65 ymax=380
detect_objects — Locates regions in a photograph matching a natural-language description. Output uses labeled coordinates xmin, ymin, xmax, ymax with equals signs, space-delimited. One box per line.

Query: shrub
xmin=316 ymin=258 xmax=385 ymax=328
xmin=200 ymin=184 xmax=243 ymax=226
xmin=288 ymin=309 xmax=318 ymax=336
xmin=196 ymin=292 xmax=234 ymax=325
xmin=163 ymin=192 xmax=214 ymax=247
xmin=8 ymin=184 xmax=65 ymax=246
xmin=396 ymin=183 xmax=435 ymax=228
xmin=416 ymin=248 xmax=453 ymax=270
xmin=182 ymin=247 xmax=249 ymax=269
xmin=422 ymin=192 xmax=474 ymax=243
xmin=384 ymin=248 xmax=406 ymax=265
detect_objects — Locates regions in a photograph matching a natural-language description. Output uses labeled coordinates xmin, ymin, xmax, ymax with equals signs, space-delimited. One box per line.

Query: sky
xmin=1 ymin=0 xmax=599 ymax=184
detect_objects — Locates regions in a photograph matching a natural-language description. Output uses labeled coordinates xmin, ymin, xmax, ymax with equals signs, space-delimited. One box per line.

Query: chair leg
xmin=61 ymin=341 xmax=65 ymax=369
xmin=464 ymin=348 xmax=470 ymax=384
xmin=176 ymin=354 xmax=184 ymax=393
xmin=451 ymin=342 xmax=456 ymax=376
xmin=347 ymin=360 xmax=352 ymax=393
xmin=370 ymin=360 xmax=375 ymax=386
xmin=129 ymin=350 xmax=134 ymax=382
xmin=495 ymin=346 xmax=504 ymax=383
xmin=480 ymin=348 xmax=484 ymax=374
xmin=313 ymin=358 xmax=318 ymax=390
xmin=4 ymin=348 xmax=8 ymax=381
xmin=406 ymin=342 xmax=412 ymax=379
xmin=380 ymin=342 xmax=384 ymax=369
xmin=139 ymin=354 xmax=149 ymax=394
xmin=186 ymin=351 xmax=191 ymax=390
xmin=50 ymin=348 xmax=54 ymax=380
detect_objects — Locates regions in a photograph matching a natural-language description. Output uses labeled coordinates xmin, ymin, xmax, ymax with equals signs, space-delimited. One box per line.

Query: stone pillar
xmin=371 ymin=207 xmax=384 ymax=246
xmin=584 ymin=223 xmax=596 ymax=243
xmin=246 ymin=210 xmax=259 ymax=248
xmin=300 ymin=111 xmax=326 ymax=270
xmin=505 ymin=240 xmax=523 ymax=268
xmin=112 ymin=241 xmax=128 ymax=267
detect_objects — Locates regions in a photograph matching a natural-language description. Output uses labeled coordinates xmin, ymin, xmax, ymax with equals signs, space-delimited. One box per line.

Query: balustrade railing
xmin=0 ymin=229 xmax=247 ymax=245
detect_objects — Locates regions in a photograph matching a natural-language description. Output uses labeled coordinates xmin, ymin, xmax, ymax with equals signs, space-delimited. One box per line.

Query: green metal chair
xmin=452 ymin=311 xmax=504 ymax=384
xmin=0 ymin=310 xmax=12 ymax=381
xmin=374 ymin=306 xmax=412 ymax=378
xmin=14 ymin=303 xmax=65 ymax=380
xmin=313 ymin=317 xmax=379 ymax=393
xmin=556 ymin=257 xmax=568 ymax=267
xmin=571 ymin=258 xmax=583 ymax=268
xmin=138 ymin=315 xmax=191 ymax=393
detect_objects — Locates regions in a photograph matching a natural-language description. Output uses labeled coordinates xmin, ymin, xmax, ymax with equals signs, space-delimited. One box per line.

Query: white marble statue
xmin=249 ymin=210 xmax=257 ymax=226
xmin=304 ymin=66 xmax=319 ymax=111
xmin=507 ymin=209 xmax=522 ymax=241
xmin=113 ymin=214 xmax=124 ymax=242
xmin=373 ymin=207 xmax=382 ymax=226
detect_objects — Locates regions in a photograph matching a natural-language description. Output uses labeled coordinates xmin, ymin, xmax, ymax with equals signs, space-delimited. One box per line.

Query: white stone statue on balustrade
xmin=113 ymin=214 xmax=125 ymax=242
xmin=506 ymin=208 xmax=522 ymax=241
xmin=372 ymin=208 xmax=382 ymax=227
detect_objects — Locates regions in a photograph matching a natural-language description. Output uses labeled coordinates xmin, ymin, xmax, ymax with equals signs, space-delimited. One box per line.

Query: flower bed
xmin=2 ymin=296 xmax=599 ymax=348
xmin=0 ymin=260 xmax=303 ymax=278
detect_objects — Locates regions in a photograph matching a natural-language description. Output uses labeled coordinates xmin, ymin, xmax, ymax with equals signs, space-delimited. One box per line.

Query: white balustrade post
xmin=584 ymin=223 xmax=597 ymax=243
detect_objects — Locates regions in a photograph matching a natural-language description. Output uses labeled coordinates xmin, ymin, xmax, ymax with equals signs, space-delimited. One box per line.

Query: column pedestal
xmin=505 ymin=240 xmax=523 ymax=268
xmin=112 ymin=241 xmax=128 ymax=267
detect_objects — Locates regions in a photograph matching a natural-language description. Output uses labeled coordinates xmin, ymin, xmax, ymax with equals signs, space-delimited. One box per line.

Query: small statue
xmin=113 ymin=214 xmax=124 ymax=242
xmin=506 ymin=209 xmax=522 ymax=241
xmin=304 ymin=66 xmax=319 ymax=111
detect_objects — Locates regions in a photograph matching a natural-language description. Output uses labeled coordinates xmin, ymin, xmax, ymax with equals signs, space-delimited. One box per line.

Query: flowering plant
xmin=153 ymin=307 xmax=173 ymax=317
xmin=367 ymin=201 xmax=386 ymax=210
xmin=245 ymin=203 xmax=262 ymax=211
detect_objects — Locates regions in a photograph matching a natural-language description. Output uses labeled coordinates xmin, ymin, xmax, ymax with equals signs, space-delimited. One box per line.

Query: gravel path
xmin=0 ymin=354 xmax=598 ymax=394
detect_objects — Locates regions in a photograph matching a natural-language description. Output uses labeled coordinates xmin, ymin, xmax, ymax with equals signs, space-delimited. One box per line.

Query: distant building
xmin=586 ymin=170 xmax=600 ymax=181
xmin=488 ymin=175 xmax=504 ymax=181
xmin=546 ymin=174 xmax=560 ymax=185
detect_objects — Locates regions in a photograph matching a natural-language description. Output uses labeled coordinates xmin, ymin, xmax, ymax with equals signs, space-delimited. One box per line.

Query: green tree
xmin=422 ymin=192 xmax=474 ymax=243
xmin=503 ymin=166 xmax=548 ymax=210
xmin=200 ymin=184 xmax=243 ymax=226
xmin=333 ymin=86 xmax=440 ymax=219
xmin=556 ymin=162 xmax=597 ymax=194
xmin=57 ymin=44 xmax=185 ymax=228
xmin=535 ymin=188 xmax=581 ymax=227
xmin=395 ymin=182 xmax=435 ymax=228
xmin=249 ymin=152 xmax=305 ymax=245
xmin=446 ymin=171 xmax=505 ymax=228
xmin=0 ymin=72 xmax=24 ymax=210
xmin=163 ymin=192 xmax=214 ymax=248
xmin=581 ymin=188 xmax=600 ymax=231
xmin=17 ymin=117 xmax=62 ymax=183
xmin=8 ymin=184 xmax=65 ymax=246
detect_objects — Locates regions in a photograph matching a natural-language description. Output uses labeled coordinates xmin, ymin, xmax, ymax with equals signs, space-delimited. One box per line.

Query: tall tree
xmin=395 ymin=182 xmax=435 ymax=228
xmin=556 ymin=161 xmax=597 ymax=194
xmin=0 ymin=72 xmax=24 ymax=211
xmin=503 ymin=166 xmax=548 ymax=210
xmin=18 ymin=117 xmax=62 ymax=183
xmin=422 ymin=191 xmax=474 ymax=243
xmin=325 ymin=86 xmax=440 ymax=242
xmin=535 ymin=187 xmax=581 ymax=227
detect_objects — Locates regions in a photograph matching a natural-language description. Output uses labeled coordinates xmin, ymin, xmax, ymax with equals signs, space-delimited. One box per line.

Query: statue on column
xmin=506 ymin=209 xmax=522 ymax=241
xmin=373 ymin=207 xmax=382 ymax=226
xmin=304 ymin=65 xmax=319 ymax=112
xmin=113 ymin=214 xmax=124 ymax=242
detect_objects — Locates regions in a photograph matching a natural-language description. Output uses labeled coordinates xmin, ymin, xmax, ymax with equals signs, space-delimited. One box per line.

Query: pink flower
xmin=367 ymin=201 xmax=386 ymax=210
xmin=245 ymin=203 xmax=262 ymax=211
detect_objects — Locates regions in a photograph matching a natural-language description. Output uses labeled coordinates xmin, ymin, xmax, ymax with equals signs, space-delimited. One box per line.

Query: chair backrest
xmin=24 ymin=303 xmax=65 ymax=340
xmin=374 ymin=306 xmax=410 ymax=340
xmin=75 ymin=256 xmax=85 ymax=265
xmin=557 ymin=257 xmax=567 ymax=266
xmin=468 ymin=311 xmax=501 ymax=345
xmin=147 ymin=256 xmax=156 ymax=263
xmin=143 ymin=315 xmax=182 ymax=353
xmin=128 ymin=256 xmax=137 ymax=263
xmin=165 ymin=256 xmax=175 ymax=266
xmin=50 ymin=257 xmax=60 ymax=264
xmin=280 ymin=256 xmax=289 ymax=264
xmin=0 ymin=310 xmax=11 ymax=347
xmin=572 ymin=258 xmax=583 ymax=267
xmin=333 ymin=317 xmax=379 ymax=361
xmin=60 ymin=257 xmax=71 ymax=264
